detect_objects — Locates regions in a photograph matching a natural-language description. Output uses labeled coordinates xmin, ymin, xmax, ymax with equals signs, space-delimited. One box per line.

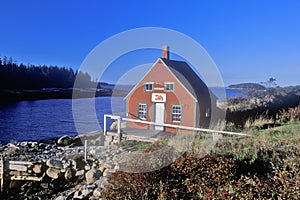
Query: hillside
xmin=228 ymin=83 xmax=266 ymax=90
xmin=226 ymin=85 xmax=300 ymax=127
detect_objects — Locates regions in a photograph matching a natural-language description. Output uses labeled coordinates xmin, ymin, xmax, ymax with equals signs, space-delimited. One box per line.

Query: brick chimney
xmin=162 ymin=45 xmax=169 ymax=59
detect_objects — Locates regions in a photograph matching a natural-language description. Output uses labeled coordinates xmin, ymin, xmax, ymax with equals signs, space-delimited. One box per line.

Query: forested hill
xmin=228 ymin=83 xmax=266 ymax=90
xmin=0 ymin=56 xmax=94 ymax=90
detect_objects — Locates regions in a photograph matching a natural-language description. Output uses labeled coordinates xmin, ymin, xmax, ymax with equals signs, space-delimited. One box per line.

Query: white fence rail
xmin=103 ymin=115 xmax=250 ymax=137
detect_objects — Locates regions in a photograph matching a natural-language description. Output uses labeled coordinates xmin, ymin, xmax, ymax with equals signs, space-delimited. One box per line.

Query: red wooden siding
xmin=126 ymin=59 xmax=197 ymax=133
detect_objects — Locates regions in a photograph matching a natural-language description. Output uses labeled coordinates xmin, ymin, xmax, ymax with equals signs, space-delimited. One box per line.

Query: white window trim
xmin=171 ymin=104 xmax=182 ymax=123
xmin=138 ymin=103 xmax=148 ymax=120
xmin=144 ymin=82 xmax=154 ymax=92
xmin=164 ymin=82 xmax=175 ymax=92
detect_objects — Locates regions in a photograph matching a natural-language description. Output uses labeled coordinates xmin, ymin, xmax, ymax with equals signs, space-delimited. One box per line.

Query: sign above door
xmin=152 ymin=93 xmax=166 ymax=102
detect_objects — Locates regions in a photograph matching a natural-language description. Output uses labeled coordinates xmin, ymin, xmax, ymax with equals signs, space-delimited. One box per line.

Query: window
xmin=144 ymin=82 xmax=154 ymax=92
xmin=138 ymin=103 xmax=147 ymax=120
xmin=171 ymin=105 xmax=182 ymax=122
xmin=164 ymin=82 xmax=174 ymax=92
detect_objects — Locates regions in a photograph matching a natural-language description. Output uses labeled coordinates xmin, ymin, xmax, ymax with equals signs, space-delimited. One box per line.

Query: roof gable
xmin=161 ymin=58 xmax=214 ymax=102
xmin=124 ymin=58 xmax=164 ymax=100
xmin=124 ymin=58 xmax=214 ymax=102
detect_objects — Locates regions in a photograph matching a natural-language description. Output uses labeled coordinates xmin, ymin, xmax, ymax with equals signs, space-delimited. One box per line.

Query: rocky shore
xmin=0 ymin=132 xmax=128 ymax=200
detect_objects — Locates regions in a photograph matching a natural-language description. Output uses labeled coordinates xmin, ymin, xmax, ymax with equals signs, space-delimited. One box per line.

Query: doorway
xmin=154 ymin=103 xmax=165 ymax=131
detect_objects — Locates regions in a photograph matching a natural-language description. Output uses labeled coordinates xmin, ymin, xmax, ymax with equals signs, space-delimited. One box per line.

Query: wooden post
xmin=84 ymin=140 xmax=87 ymax=162
xmin=117 ymin=116 xmax=121 ymax=142
xmin=104 ymin=115 xmax=107 ymax=135
xmin=1 ymin=155 xmax=4 ymax=193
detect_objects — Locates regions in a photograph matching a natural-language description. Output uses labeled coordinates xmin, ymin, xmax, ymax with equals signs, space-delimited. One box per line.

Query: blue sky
xmin=0 ymin=0 xmax=299 ymax=86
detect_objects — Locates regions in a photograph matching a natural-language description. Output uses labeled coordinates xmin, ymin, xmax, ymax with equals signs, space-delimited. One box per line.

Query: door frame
xmin=153 ymin=102 xmax=165 ymax=131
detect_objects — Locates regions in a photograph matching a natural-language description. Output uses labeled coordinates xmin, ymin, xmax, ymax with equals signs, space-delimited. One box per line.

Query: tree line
xmin=0 ymin=56 xmax=95 ymax=90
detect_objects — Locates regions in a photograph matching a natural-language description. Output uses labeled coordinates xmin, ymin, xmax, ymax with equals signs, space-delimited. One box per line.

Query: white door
xmin=154 ymin=103 xmax=165 ymax=131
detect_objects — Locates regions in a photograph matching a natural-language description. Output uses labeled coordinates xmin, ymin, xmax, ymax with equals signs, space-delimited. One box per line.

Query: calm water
xmin=0 ymin=89 xmax=243 ymax=144
xmin=0 ymin=97 xmax=126 ymax=144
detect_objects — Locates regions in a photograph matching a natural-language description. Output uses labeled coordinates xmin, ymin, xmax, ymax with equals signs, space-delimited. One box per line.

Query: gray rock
xmin=85 ymin=168 xmax=100 ymax=184
xmin=40 ymin=183 xmax=49 ymax=189
xmin=66 ymin=190 xmax=76 ymax=199
xmin=102 ymin=168 xmax=114 ymax=177
xmin=73 ymin=191 xmax=83 ymax=199
xmin=64 ymin=168 xmax=76 ymax=181
xmin=85 ymin=184 xmax=96 ymax=190
xmin=81 ymin=188 xmax=92 ymax=197
xmin=45 ymin=144 xmax=52 ymax=150
xmin=65 ymin=154 xmax=85 ymax=169
xmin=98 ymin=165 xmax=106 ymax=173
xmin=85 ymin=165 xmax=91 ymax=171
xmin=39 ymin=143 xmax=46 ymax=148
xmin=42 ymin=150 xmax=50 ymax=154
xmin=46 ymin=158 xmax=63 ymax=169
xmin=72 ymin=136 xmax=84 ymax=146
xmin=89 ymin=197 xmax=100 ymax=200
xmin=30 ymin=141 xmax=38 ymax=148
xmin=46 ymin=167 xmax=61 ymax=179
xmin=104 ymin=163 xmax=113 ymax=169
xmin=75 ymin=169 xmax=85 ymax=176
xmin=73 ymin=189 xmax=92 ymax=200
xmin=5 ymin=144 xmax=20 ymax=155
xmin=110 ymin=121 xmax=118 ymax=131
xmin=55 ymin=196 xmax=67 ymax=200
xmin=114 ymin=165 xmax=120 ymax=170
xmin=95 ymin=176 xmax=109 ymax=188
xmin=93 ymin=188 xmax=103 ymax=197
xmin=20 ymin=141 xmax=28 ymax=147
xmin=33 ymin=164 xmax=43 ymax=174
xmin=57 ymin=135 xmax=73 ymax=146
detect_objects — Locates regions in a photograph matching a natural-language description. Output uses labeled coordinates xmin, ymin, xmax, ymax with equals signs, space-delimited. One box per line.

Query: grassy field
xmin=102 ymin=118 xmax=300 ymax=199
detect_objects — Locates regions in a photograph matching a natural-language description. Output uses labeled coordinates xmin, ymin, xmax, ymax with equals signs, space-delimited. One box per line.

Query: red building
xmin=124 ymin=46 xmax=217 ymax=133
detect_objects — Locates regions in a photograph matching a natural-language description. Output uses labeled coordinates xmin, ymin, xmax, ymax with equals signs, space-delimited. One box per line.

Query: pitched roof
xmin=161 ymin=58 xmax=215 ymax=102
xmin=125 ymin=57 xmax=216 ymax=102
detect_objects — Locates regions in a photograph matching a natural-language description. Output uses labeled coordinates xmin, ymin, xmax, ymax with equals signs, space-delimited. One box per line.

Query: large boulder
xmin=5 ymin=144 xmax=20 ymax=155
xmin=46 ymin=158 xmax=63 ymax=169
xmin=46 ymin=167 xmax=61 ymax=179
xmin=65 ymin=153 xmax=85 ymax=169
xmin=72 ymin=136 xmax=84 ymax=146
xmin=57 ymin=135 xmax=73 ymax=146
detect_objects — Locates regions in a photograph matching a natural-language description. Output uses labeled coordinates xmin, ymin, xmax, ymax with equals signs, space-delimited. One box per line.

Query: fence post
xmin=84 ymin=140 xmax=87 ymax=162
xmin=104 ymin=115 xmax=107 ymax=135
xmin=117 ymin=116 xmax=121 ymax=142
xmin=1 ymin=155 xmax=4 ymax=193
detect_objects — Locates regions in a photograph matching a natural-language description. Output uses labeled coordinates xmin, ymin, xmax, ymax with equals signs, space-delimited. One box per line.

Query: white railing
xmin=103 ymin=115 xmax=250 ymax=137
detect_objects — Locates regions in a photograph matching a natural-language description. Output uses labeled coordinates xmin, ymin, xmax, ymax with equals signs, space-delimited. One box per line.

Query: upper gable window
xmin=164 ymin=82 xmax=175 ymax=92
xmin=144 ymin=82 xmax=154 ymax=92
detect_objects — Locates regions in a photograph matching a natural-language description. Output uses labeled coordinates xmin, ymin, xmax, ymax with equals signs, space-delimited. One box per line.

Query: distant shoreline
xmin=0 ymin=88 xmax=128 ymax=102
xmin=0 ymin=87 xmax=244 ymax=102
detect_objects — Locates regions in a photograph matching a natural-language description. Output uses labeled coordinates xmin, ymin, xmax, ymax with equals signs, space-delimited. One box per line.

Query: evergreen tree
xmin=0 ymin=55 xmax=96 ymax=90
